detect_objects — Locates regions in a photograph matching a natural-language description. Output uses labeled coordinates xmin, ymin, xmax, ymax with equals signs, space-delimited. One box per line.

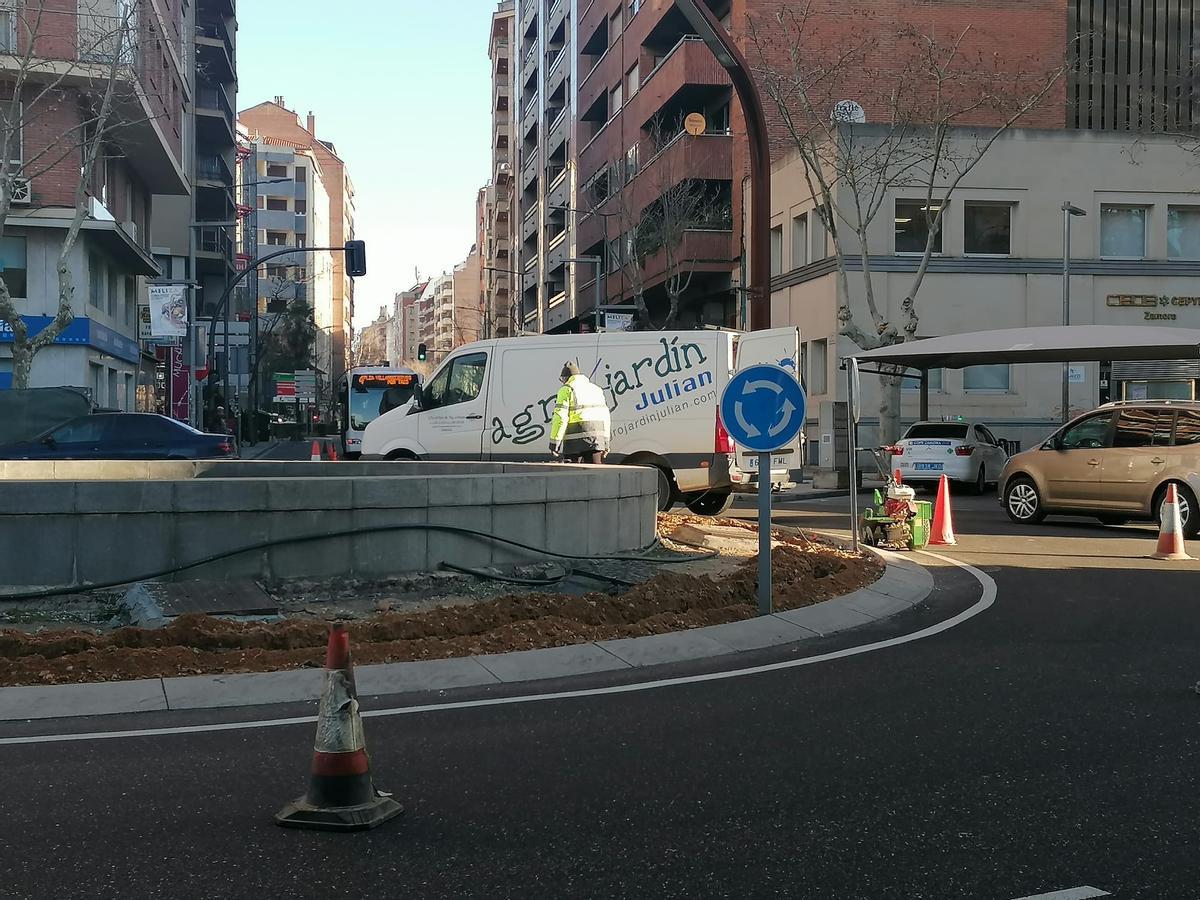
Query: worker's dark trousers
xmin=566 ymin=452 xmax=605 ymax=465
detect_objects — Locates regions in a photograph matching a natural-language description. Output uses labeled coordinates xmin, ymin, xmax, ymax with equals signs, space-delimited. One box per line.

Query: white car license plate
xmin=914 ymin=462 xmax=944 ymax=471
xmin=746 ymin=455 xmax=789 ymax=470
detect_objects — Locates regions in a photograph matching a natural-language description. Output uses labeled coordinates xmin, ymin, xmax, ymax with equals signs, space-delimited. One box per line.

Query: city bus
xmin=341 ymin=366 xmax=421 ymax=459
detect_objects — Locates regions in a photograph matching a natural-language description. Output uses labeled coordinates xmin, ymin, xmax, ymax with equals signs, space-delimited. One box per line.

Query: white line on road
xmin=0 ymin=550 xmax=995 ymax=747
xmin=1012 ymin=887 xmax=1111 ymax=899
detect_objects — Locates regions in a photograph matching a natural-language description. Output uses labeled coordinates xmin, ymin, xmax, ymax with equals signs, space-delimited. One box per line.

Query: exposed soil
xmin=0 ymin=518 xmax=882 ymax=687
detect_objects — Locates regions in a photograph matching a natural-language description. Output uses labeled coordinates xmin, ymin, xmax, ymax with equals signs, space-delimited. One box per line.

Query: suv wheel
xmin=1157 ymin=483 xmax=1200 ymax=539
xmin=1005 ymin=477 xmax=1046 ymax=525
xmin=972 ymin=465 xmax=987 ymax=495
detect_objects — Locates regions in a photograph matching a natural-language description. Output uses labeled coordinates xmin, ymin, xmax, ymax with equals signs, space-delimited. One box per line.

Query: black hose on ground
xmin=0 ymin=522 xmax=718 ymax=603
xmin=439 ymin=560 xmax=644 ymax=589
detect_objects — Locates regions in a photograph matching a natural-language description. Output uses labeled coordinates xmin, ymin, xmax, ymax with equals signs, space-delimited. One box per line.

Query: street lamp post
xmin=675 ymin=0 xmax=771 ymax=331
xmin=1062 ymin=202 xmax=1087 ymax=423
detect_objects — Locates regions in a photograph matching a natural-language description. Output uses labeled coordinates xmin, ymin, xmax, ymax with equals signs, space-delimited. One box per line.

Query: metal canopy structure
xmin=848 ymin=325 xmax=1200 ymax=370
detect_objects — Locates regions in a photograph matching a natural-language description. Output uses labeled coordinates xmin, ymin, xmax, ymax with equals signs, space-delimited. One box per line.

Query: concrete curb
xmin=0 ymin=549 xmax=934 ymax=722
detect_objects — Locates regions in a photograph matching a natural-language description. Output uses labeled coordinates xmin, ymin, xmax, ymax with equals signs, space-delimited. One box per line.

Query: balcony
xmin=196 ymin=153 xmax=234 ymax=187
xmin=520 ymin=0 xmax=537 ymax=35
xmin=520 ymin=153 xmax=539 ymax=192
xmin=521 ymin=93 xmax=539 ymax=136
xmin=522 ymin=205 xmax=539 ymax=243
xmin=197 ymin=226 xmax=234 ymax=260
xmin=546 ymin=46 xmax=568 ymax=98
xmin=196 ymin=83 xmax=236 ymax=146
xmin=547 ymin=167 xmax=570 ymax=210
xmin=257 ymin=207 xmax=296 ymax=231
xmin=627 ymin=130 xmax=733 ymax=211
xmin=633 ymin=36 xmax=731 ymax=128
xmin=546 ymin=105 xmax=569 ymax=155
xmin=522 ymin=41 xmax=539 ymax=82
xmin=548 ymin=0 xmax=566 ymax=32
xmin=195 ymin=20 xmax=235 ymax=83
xmin=640 ymin=229 xmax=736 ymax=286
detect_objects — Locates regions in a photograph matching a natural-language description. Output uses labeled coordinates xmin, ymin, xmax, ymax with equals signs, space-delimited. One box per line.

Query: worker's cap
xmin=560 ymin=361 xmax=581 ymax=379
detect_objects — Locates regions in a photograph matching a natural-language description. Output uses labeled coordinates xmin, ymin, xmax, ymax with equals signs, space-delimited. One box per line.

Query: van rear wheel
xmin=1156 ymin=482 xmax=1200 ymax=539
xmin=684 ymin=489 xmax=735 ymax=516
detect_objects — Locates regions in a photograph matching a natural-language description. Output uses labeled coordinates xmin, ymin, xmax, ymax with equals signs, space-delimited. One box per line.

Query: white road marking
xmin=1012 ymin=887 xmax=1111 ymax=899
xmin=0 ymin=550 xmax=994 ymax=747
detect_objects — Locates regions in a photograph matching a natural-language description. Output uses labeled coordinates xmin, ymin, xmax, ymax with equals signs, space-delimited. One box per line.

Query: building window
xmin=267 ymin=164 xmax=288 ymax=178
xmin=895 ymin=200 xmax=943 ymax=254
xmin=107 ymin=368 xmax=117 ymax=409
xmin=610 ymin=8 xmax=623 ymax=41
xmin=1168 ymin=206 xmax=1200 ymax=259
xmin=296 ymin=198 xmax=307 ymax=214
xmin=1100 ymin=206 xmax=1147 ymax=258
xmin=609 ymin=83 xmax=623 ymax=117
xmin=629 ymin=0 xmax=642 ymax=16
xmin=89 ymin=254 xmax=104 ymax=308
xmin=813 ymin=203 xmax=831 ymax=260
xmin=266 ymin=231 xmax=288 ymax=246
xmin=107 ymin=268 xmax=117 ymax=316
xmin=0 ymin=3 xmax=14 ymax=53
xmin=902 ymin=368 xmax=944 ymax=391
xmin=963 ymin=364 xmax=1010 ymax=392
xmin=0 ymin=235 xmax=27 ymax=298
xmin=626 ymin=63 xmax=639 ymax=99
xmin=294 ymin=165 xmax=306 ymax=183
xmin=770 ymin=225 xmax=783 ymax=276
xmin=266 ymin=197 xmax=288 ymax=211
xmin=964 ymin=202 xmax=1012 ymax=255
xmin=791 ymin=214 xmax=808 ymax=269
xmin=89 ymin=363 xmax=103 ymax=405
xmin=256 ymin=195 xmax=265 ymax=209
xmin=125 ymin=277 xmax=135 ymax=326
xmin=809 ymin=338 xmax=828 ymax=394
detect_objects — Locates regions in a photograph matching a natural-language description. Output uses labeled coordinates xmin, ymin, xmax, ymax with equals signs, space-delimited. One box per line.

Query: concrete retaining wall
xmin=0 ymin=461 xmax=660 ymax=590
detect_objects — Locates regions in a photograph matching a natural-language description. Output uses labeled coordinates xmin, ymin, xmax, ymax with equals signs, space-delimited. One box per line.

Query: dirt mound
xmin=0 ymin=543 xmax=881 ymax=686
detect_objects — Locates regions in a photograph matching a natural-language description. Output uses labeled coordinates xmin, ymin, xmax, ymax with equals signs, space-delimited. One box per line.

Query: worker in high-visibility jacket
xmin=549 ymin=361 xmax=611 ymax=464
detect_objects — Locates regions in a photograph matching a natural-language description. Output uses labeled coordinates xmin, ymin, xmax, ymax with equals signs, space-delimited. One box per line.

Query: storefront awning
xmin=847 ymin=325 xmax=1200 ymax=370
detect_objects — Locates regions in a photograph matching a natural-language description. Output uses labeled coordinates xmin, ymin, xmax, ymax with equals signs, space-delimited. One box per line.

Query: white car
xmin=890 ymin=419 xmax=1010 ymax=493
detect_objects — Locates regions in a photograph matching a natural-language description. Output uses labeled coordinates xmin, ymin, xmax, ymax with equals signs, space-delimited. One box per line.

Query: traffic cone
xmin=929 ymin=474 xmax=957 ymax=546
xmin=275 ymin=624 xmax=404 ymax=832
xmin=894 ymin=469 xmax=902 ymax=485
xmin=1151 ymin=484 xmax=1194 ymax=561
xmin=310 ymin=439 xmax=322 ymax=461
xmin=329 ymin=443 xmax=339 ymax=461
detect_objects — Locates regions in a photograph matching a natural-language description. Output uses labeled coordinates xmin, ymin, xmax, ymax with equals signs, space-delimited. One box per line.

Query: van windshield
xmin=904 ymin=423 xmax=969 ymax=440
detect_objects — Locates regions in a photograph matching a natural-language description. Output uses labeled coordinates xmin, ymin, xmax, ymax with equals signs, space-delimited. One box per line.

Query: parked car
xmin=999 ymin=400 xmax=1200 ymax=537
xmin=0 ymin=413 xmax=238 ymax=460
xmin=889 ymin=418 xmax=1010 ymax=494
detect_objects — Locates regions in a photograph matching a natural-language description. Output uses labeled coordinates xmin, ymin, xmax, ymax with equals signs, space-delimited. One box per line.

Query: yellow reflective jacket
xmin=550 ymin=374 xmax=610 ymax=453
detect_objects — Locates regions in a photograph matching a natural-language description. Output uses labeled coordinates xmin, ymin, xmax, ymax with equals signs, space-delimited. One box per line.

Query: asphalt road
xmin=2 ymin=492 xmax=1199 ymax=898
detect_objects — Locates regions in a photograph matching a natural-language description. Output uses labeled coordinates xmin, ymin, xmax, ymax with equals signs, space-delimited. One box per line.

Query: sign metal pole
xmin=757 ymin=451 xmax=772 ymax=615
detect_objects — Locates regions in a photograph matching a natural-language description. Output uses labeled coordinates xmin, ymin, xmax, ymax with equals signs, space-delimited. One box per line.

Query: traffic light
xmin=344 ymin=240 xmax=367 ymax=277
xmin=417 ymin=342 xmax=427 ymax=362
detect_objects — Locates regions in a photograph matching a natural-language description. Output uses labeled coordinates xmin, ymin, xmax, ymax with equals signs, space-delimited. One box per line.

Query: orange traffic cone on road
xmin=929 ymin=474 xmax=957 ymax=546
xmin=310 ymin=439 xmax=322 ymax=461
xmin=1151 ymin=484 xmax=1194 ymax=561
xmin=275 ymin=624 xmax=403 ymax=832
xmin=329 ymin=443 xmax=339 ymax=461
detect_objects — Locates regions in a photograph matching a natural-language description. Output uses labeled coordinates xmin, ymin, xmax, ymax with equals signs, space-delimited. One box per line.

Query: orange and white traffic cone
xmin=275 ymin=624 xmax=403 ymax=831
xmin=929 ymin=474 xmax=957 ymax=546
xmin=1151 ymin=484 xmax=1194 ymax=561
xmin=329 ymin=443 xmax=339 ymax=461
xmin=310 ymin=439 xmax=322 ymax=462
xmin=894 ymin=468 xmax=902 ymax=485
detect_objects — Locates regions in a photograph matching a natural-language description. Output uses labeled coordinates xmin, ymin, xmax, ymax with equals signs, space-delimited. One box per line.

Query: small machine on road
xmin=858 ymin=448 xmax=932 ymax=551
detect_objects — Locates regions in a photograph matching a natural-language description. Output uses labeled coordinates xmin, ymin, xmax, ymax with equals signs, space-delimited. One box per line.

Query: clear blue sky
xmin=237 ymin=0 xmax=496 ymax=329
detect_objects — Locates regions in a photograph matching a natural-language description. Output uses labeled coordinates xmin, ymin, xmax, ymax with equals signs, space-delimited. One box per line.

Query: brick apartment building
xmin=238 ymin=99 xmax=357 ymax=394
xmin=0 ymin=0 xmax=189 ymax=405
xmin=513 ymin=0 xmax=1092 ymax=334
xmin=485 ymin=0 xmax=519 ymax=338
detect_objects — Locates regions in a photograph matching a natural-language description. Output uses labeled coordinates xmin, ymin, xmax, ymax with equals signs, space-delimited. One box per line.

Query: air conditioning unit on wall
xmin=6 ymin=176 xmax=30 ymax=205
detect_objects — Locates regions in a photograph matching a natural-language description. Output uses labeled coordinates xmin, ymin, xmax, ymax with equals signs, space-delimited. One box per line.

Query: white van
xmin=361 ymin=327 xmax=801 ymax=514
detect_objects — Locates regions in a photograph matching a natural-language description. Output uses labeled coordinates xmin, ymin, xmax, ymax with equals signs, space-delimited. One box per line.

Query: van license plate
xmin=746 ymin=456 xmax=789 ymax=470
xmin=914 ymin=462 xmax=944 ymax=471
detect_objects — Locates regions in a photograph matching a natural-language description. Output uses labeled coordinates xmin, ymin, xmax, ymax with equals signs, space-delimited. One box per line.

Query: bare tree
xmin=750 ymin=4 xmax=1066 ymax=439
xmin=0 ymin=0 xmax=159 ymax=389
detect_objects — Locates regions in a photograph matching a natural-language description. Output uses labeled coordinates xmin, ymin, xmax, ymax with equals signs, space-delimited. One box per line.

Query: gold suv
xmin=999 ymin=401 xmax=1200 ymax=537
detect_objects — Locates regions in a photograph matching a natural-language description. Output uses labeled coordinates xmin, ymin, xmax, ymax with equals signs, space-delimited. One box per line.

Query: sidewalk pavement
xmin=0 ymin=550 xmax=933 ymax=721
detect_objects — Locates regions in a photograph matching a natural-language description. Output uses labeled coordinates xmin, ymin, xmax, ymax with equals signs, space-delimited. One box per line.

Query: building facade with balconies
xmin=574 ymin=0 xmax=738 ymax=331
xmin=485 ymin=1 xmax=519 ymax=338
xmin=2 ymin=0 xmax=190 ymax=406
xmin=239 ymin=99 xmax=357 ymax=395
xmin=514 ymin=0 xmax=577 ymax=333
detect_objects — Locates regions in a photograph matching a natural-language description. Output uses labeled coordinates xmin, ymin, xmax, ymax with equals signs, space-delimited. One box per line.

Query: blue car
xmin=0 ymin=413 xmax=238 ymax=460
